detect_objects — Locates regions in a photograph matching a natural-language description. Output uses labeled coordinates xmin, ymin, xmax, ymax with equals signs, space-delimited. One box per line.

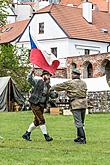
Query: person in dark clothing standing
xmin=53 ymin=68 xmax=87 ymax=144
xmin=22 ymin=69 xmax=54 ymax=142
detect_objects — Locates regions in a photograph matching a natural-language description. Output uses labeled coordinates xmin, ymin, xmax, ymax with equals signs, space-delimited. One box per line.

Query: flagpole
xmin=32 ymin=64 xmax=34 ymax=69
xmin=31 ymin=64 xmax=34 ymax=74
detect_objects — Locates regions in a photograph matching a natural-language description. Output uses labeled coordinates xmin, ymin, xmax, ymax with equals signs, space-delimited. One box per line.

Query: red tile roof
xmin=60 ymin=0 xmax=110 ymax=12
xmin=0 ymin=19 xmax=29 ymax=44
xmin=18 ymin=2 xmax=36 ymax=7
xmin=60 ymin=0 xmax=81 ymax=6
xmin=19 ymin=2 xmax=36 ymax=5
xmin=37 ymin=4 xmax=110 ymax=43
xmin=89 ymin=0 xmax=108 ymax=12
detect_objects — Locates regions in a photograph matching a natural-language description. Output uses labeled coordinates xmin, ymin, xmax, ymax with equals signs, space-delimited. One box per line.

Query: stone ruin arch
xmin=83 ymin=61 xmax=93 ymax=78
xmin=101 ymin=59 xmax=110 ymax=80
xmin=69 ymin=62 xmax=77 ymax=79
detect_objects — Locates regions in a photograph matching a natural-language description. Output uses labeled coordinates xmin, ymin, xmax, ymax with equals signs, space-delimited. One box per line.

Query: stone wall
xmin=55 ymin=68 xmax=67 ymax=78
xmin=66 ymin=52 xmax=110 ymax=79
xmin=87 ymin=91 xmax=110 ymax=113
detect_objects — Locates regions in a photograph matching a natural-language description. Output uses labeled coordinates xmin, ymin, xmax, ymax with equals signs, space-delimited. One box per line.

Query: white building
xmin=1 ymin=2 xmax=110 ymax=69
xmin=18 ymin=2 xmax=110 ymax=64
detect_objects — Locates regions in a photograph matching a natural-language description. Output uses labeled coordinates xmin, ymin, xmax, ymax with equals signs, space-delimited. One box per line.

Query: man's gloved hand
xmin=49 ymin=89 xmax=58 ymax=99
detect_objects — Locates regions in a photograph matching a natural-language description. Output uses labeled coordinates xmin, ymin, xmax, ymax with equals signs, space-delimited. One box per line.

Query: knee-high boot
xmin=74 ymin=128 xmax=81 ymax=142
xmin=78 ymin=127 xmax=86 ymax=144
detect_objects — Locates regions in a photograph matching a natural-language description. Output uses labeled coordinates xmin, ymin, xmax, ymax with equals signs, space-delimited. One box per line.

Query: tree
xmin=0 ymin=43 xmax=31 ymax=92
xmin=0 ymin=1 xmax=32 ymax=93
xmin=0 ymin=0 xmax=11 ymax=27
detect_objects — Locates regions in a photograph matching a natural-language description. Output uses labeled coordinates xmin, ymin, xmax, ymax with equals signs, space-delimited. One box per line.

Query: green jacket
xmin=53 ymin=79 xmax=87 ymax=110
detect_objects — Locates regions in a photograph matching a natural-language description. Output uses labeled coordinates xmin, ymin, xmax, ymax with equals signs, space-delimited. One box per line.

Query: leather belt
xmin=70 ymin=97 xmax=85 ymax=101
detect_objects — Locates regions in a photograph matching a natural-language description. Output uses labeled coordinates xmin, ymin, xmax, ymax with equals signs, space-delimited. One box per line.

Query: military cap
xmin=41 ymin=70 xmax=52 ymax=76
xmin=72 ymin=68 xmax=81 ymax=75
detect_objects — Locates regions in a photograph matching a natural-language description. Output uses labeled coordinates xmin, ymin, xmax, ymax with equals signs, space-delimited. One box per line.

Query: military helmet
xmin=72 ymin=68 xmax=81 ymax=75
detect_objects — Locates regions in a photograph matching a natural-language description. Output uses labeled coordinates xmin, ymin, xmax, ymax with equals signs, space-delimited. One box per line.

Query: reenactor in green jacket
xmin=22 ymin=69 xmax=54 ymax=142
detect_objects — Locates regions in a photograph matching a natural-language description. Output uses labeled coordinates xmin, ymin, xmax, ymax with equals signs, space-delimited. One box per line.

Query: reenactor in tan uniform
xmin=53 ymin=68 xmax=87 ymax=144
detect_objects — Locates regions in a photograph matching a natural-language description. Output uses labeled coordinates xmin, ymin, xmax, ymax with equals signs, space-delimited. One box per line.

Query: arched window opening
xmin=83 ymin=61 xmax=93 ymax=78
xmin=71 ymin=63 xmax=76 ymax=70
xmin=70 ymin=63 xmax=77 ymax=78
xmin=105 ymin=61 xmax=110 ymax=80
xmin=87 ymin=63 xmax=93 ymax=78
xmin=101 ymin=59 xmax=110 ymax=80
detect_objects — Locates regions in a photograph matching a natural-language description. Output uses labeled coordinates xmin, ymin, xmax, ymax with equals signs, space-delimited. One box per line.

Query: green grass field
xmin=0 ymin=111 xmax=110 ymax=165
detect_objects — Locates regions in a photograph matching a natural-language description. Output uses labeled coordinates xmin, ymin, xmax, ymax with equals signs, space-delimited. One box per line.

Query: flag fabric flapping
xmin=29 ymin=27 xmax=60 ymax=75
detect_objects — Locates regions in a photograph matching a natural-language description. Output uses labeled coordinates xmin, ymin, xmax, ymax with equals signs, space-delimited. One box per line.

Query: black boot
xmin=76 ymin=127 xmax=86 ymax=144
xmin=22 ymin=131 xmax=31 ymax=141
xmin=74 ymin=128 xmax=80 ymax=142
xmin=78 ymin=138 xmax=86 ymax=144
xmin=44 ymin=134 xmax=53 ymax=142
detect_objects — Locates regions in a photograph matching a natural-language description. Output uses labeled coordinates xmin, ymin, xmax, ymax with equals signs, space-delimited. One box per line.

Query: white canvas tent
xmin=0 ymin=76 xmax=25 ymax=112
xmin=82 ymin=75 xmax=110 ymax=92
xmin=50 ymin=75 xmax=110 ymax=92
xmin=34 ymin=75 xmax=110 ymax=91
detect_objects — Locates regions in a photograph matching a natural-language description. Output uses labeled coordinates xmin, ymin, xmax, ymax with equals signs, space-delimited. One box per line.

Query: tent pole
xmin=9 ymin=79 xmax=11 ymax=112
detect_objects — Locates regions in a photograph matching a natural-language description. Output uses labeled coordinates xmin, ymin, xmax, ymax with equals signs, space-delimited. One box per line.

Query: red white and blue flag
xmin=29 ymin=27 xmax=60 ymax=75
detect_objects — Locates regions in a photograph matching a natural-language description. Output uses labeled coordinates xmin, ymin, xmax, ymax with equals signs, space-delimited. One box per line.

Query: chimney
xmin=38 ymin=0 xmax=50 ymax=10
xmin=82 ymin=1 xmax=92 ymax=23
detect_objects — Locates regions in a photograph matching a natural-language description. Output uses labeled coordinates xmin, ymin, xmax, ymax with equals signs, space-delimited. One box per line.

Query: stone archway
xmin=71 ymin=62 xmax=77 ymax=71
xmin=67 ymin=52 xmax=110 ymax=79
xmin=69 ymin=62 xmax=77 ymax=79
xmin=83 ymin=61 xmax=93 ymax=78
xmin=101 ymin=59 xmax=110 ymax=80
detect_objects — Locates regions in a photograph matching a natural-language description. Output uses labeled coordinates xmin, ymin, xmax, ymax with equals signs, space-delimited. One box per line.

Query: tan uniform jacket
xmin=53 ymin=79 xmax=87 ymax=110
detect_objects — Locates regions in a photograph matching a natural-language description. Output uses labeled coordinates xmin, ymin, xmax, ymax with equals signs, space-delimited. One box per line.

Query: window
xmin=51 ymin=47 xmax=57 ymax=57
xmin=85 ymin=49 xmax=90 ymax=55
xmin=39 ymin=22 xmax=44 ymax=34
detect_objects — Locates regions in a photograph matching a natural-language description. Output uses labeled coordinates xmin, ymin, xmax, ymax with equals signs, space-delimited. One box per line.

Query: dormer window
xmin=1 ymin=27 xmax=13 ymax=33
xmin=39 ymin=22 xmax=44 ymax=34
xmin=100 ymin=28 xmax=108 ymax=33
